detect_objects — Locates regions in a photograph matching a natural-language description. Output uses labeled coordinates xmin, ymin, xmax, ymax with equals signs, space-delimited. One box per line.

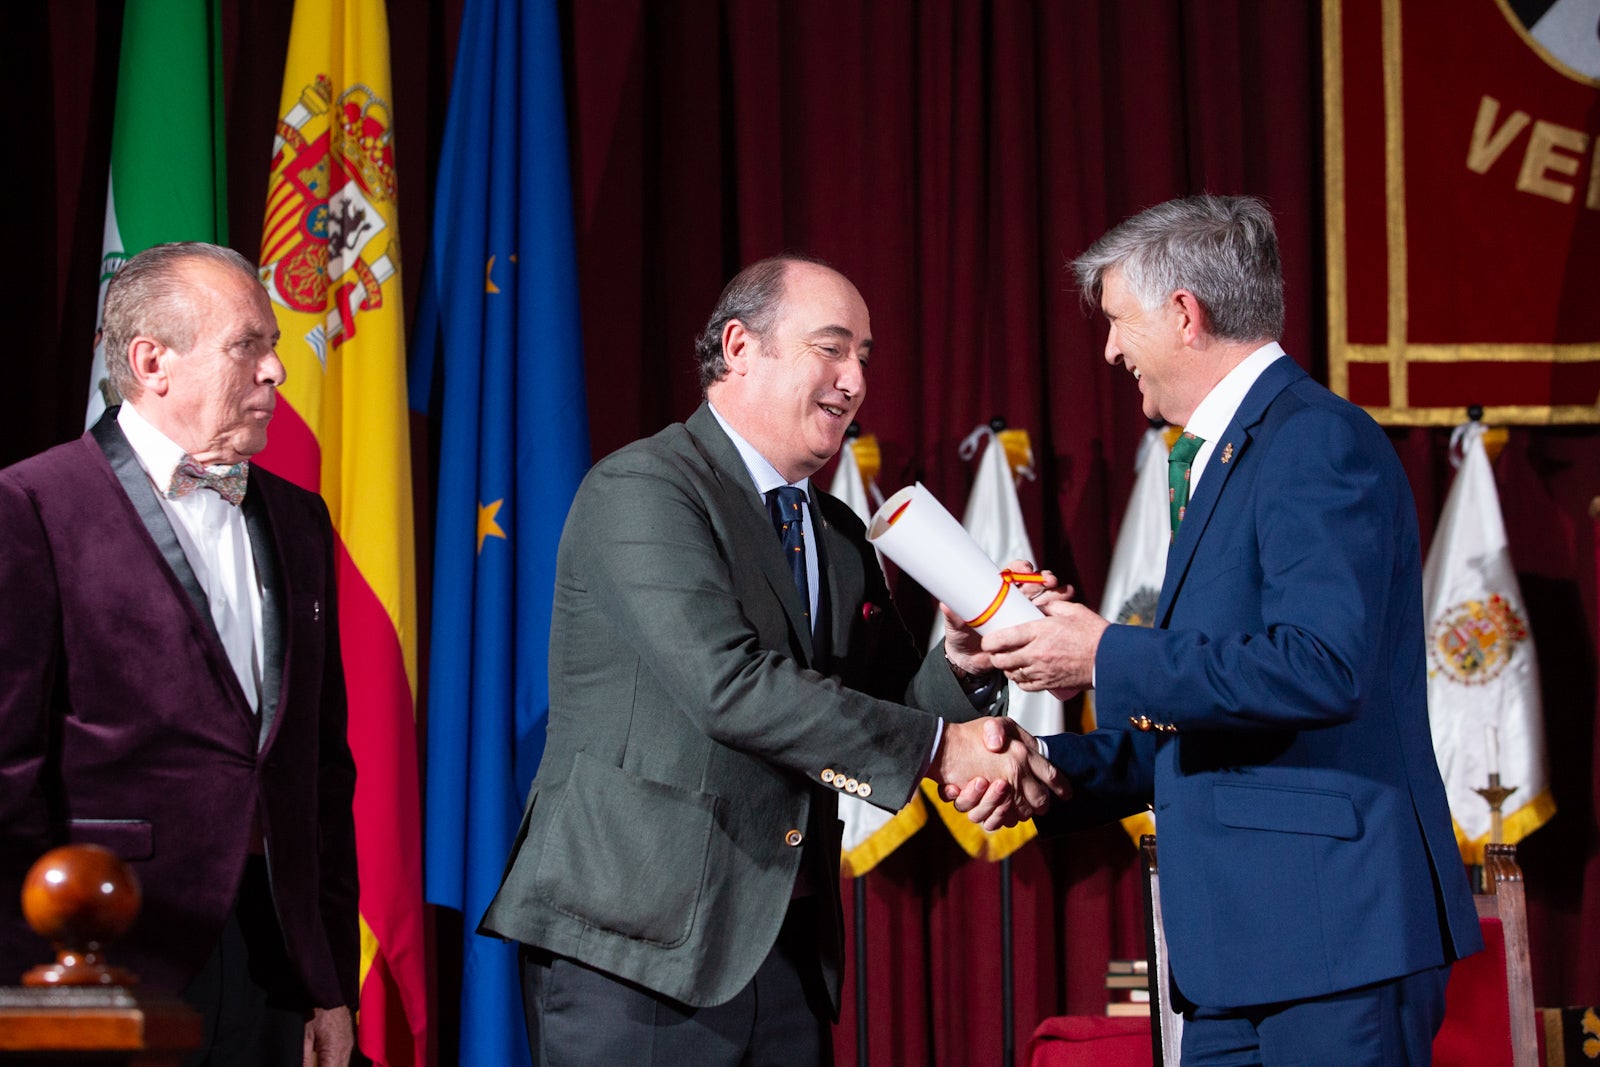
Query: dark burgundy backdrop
xmin=6 ymin=3 xmax=1597 ymax=1065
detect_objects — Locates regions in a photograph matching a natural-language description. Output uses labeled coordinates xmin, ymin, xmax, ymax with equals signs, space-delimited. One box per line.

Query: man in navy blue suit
xmin=977 ymin=196 xmax=1483 ymax=1064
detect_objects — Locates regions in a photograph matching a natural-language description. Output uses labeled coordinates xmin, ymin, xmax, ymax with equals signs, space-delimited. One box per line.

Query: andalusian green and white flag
xmin=87 ymin=0 xmax=227 ymax=426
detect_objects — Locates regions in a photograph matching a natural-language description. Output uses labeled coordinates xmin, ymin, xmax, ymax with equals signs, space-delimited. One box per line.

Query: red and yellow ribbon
xmin=964 ymin=569 xmax=1045 ymax=628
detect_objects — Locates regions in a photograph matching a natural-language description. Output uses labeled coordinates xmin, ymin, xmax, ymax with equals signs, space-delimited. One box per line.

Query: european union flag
xmin=409 ymin=0 xmax=589 ymax=1063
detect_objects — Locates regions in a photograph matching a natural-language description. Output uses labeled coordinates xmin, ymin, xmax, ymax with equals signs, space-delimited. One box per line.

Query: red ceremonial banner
xmin=1324 ymin=0 xmax=1600 ymax=425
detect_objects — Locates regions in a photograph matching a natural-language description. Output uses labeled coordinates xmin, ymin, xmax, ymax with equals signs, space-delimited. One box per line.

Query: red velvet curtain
xmin=7 ymin=3 xmax=1598 ymax=1065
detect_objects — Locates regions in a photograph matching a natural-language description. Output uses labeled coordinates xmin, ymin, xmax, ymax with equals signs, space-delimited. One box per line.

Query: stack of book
xmin=1105 ymin=958 xmax=1152 ymax=1017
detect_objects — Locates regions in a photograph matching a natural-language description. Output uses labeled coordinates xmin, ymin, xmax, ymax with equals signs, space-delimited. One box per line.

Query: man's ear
xmin=126 ymin=337 xmax=171 ymax=397
xmin=1171 ymin=288 xmax=1207 ymax=346
xmin=722 ymin=319 xmax=756 ymax=376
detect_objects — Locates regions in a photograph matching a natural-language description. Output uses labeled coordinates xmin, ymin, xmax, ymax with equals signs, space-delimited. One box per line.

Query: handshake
xmin=922 ymin=556 xmax=1085 ymax=831
xmin=927 ymin=717 xmax=1069 ymax=832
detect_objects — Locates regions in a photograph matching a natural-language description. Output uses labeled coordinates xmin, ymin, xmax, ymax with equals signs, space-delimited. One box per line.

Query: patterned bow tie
xmin=167 ymin=457 xmax=249 ymax=506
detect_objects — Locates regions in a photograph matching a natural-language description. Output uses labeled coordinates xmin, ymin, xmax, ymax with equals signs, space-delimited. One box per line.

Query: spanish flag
xmin=255 ymin=2 xmax=426 ymax=1062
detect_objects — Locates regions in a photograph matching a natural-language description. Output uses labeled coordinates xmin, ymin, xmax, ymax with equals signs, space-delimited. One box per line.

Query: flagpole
xmin=1001 ymin=854 xmax=1015 ymax=1067
xmin=841 ymin=421 xmax=871 ymax=1066
xmin=854 ymin=876 xmax=869 ymax=1066
xmin=989 ymin=416 xmax=1016 ymax=1067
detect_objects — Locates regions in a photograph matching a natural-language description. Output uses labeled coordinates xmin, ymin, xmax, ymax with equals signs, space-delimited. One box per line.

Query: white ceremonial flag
xmin=1423 ymin=421 xmax=1555 ymax=864
xmin=916 ymin=425 xmax=1063 ymax=862
xmin=1096 ymin=428 xmax=1174 ymax=639
xmin=1086 ymin=426 xmax=1175 ymax=846
xmin=830 ymin=436 xmax=928 ymax=877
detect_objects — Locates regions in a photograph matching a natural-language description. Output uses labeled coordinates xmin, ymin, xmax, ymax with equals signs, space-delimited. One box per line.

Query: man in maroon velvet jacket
xmin=0 ymin=243 xmax=359 ymax=1065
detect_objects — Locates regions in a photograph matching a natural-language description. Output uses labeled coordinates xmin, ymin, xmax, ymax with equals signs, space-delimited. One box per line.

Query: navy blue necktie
xmin=768 ymin=485 xmax=811 ymax=627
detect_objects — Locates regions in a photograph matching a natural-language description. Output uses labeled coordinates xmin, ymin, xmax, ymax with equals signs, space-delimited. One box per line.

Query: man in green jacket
xmin=481 ymin=254 xmax=1060 ymax=1066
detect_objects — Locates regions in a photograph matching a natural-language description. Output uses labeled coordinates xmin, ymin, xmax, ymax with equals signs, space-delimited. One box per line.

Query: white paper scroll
xmin=867 ymin=483 xmax=1043 ymax=634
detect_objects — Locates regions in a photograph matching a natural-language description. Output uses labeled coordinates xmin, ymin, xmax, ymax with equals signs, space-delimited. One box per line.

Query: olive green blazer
xmin=480 ymin=404 xmax=979 ymax=1012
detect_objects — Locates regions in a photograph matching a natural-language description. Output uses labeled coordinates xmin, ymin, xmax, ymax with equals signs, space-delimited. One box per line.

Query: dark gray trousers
xmin=519 ymin=897 xmax=834 ymax=1067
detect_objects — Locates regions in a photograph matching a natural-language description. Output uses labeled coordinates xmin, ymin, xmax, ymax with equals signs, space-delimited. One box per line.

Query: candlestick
xmin=1473 ymin=772 xmax=1518 ymax=845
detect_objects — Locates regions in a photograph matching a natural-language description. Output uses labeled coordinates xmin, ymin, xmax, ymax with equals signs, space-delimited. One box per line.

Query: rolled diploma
xmin=867 ymin=483 xmax=1043 ymax=634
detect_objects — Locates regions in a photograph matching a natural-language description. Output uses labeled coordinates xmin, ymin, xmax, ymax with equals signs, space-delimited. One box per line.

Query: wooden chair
xmin=1432 ymin=842 xmax=1539 ymax=1067
xmin=1142 ymin=838 xmax=1537 ymax=1067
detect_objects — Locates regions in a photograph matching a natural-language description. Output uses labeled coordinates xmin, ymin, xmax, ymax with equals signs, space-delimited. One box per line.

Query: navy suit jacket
xmin=1040 ymin=357 xmax=1482 ymax=1009
xmin=0 ymin=410 xmax=358 ymax=1008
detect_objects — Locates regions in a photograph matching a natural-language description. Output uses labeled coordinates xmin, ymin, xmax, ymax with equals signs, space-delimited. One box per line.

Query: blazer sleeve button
xmin=821 ymin=768 xmax=836 ymax=784
xmin=857 ymin=783 xmax=872 ymax=799
xmin=784 ymin=829 xmax=804 ymax=847
xmin=844 ymin=778 xmax=859 ymax=794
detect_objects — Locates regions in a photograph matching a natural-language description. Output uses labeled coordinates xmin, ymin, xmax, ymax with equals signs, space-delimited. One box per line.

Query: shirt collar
xmin=1182 ymin=342 xmax=1286 ymax=442
xmin=117 ymin=401 xmax=193 ymax=490
xmin=706 ymin=402 xmax=812 ymax=499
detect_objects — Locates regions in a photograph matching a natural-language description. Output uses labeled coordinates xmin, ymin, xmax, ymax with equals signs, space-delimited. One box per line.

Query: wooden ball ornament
xmin=20 ymin=843 xmax=141 ymax=987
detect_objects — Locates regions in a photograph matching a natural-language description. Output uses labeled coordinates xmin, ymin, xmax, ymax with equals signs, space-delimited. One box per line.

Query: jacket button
xmin=1129 ymin=715 xmax=1153 ymax=732
xmin=844 ymin=778 xmax=859 ymax=794
xmin=821 ymin=768 xmax=836 ymax=784
xmin=784 ymin=829 xmax=804 ymax=847
xmin=857 ymin=782 xmax=872 ymax=799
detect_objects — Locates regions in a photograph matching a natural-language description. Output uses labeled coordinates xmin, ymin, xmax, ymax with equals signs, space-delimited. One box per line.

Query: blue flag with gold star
xmin=408 ymin=0 xmax=588 ymax=1063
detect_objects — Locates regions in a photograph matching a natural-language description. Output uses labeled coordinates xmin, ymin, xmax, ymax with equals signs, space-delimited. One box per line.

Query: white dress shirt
xmin=708 ymin=404 xmax=959 ymax=768
xmin=118 ymin=403 xmax=264 ymax=713
xmin=1081 ymin=342 xmax=1287 ymax=700
xmin=707 ymin=403 xmax=821 ymax=622
xmin=1182 ymin=341 xmax=1286 ymax=497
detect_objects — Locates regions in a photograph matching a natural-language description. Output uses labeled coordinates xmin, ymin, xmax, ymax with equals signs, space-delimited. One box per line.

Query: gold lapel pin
xmin=1220 ymin=442 xmax=1234 ymax=464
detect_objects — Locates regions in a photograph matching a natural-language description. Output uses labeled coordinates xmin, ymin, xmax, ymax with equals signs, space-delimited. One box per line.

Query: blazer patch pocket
xmin=68 ymin=818 xmax=153 ymax=861
xmin=535 ymin=752 xmax=717 ymax=948
xmin=1212 ymin=783 xmax=1359 ymax=840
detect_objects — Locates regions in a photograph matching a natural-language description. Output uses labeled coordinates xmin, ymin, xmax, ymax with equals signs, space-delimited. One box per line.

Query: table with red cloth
xmin=1028 ymin=1014 xmax=1151 ymax=1067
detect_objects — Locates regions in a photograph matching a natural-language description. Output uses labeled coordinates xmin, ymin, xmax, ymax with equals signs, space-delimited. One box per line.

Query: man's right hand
xmin=929 ymin=717 xmax=1068 ymax=830
xmin=303 ymin=1006 xmax=353 ymax=1067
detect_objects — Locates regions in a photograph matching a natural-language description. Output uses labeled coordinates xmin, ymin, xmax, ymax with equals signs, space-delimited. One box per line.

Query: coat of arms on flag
xmin=262 ymin=75 xmax=400 ymax=367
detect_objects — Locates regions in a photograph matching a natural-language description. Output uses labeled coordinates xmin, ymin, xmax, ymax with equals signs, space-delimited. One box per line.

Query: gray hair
xmin=694 ymin=253 xmax=834 ymax=391
xmin=1070 ymin=195 xmax=1284 ymax=342
xmin=102 ymin=242 xmax=260 ymax=401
